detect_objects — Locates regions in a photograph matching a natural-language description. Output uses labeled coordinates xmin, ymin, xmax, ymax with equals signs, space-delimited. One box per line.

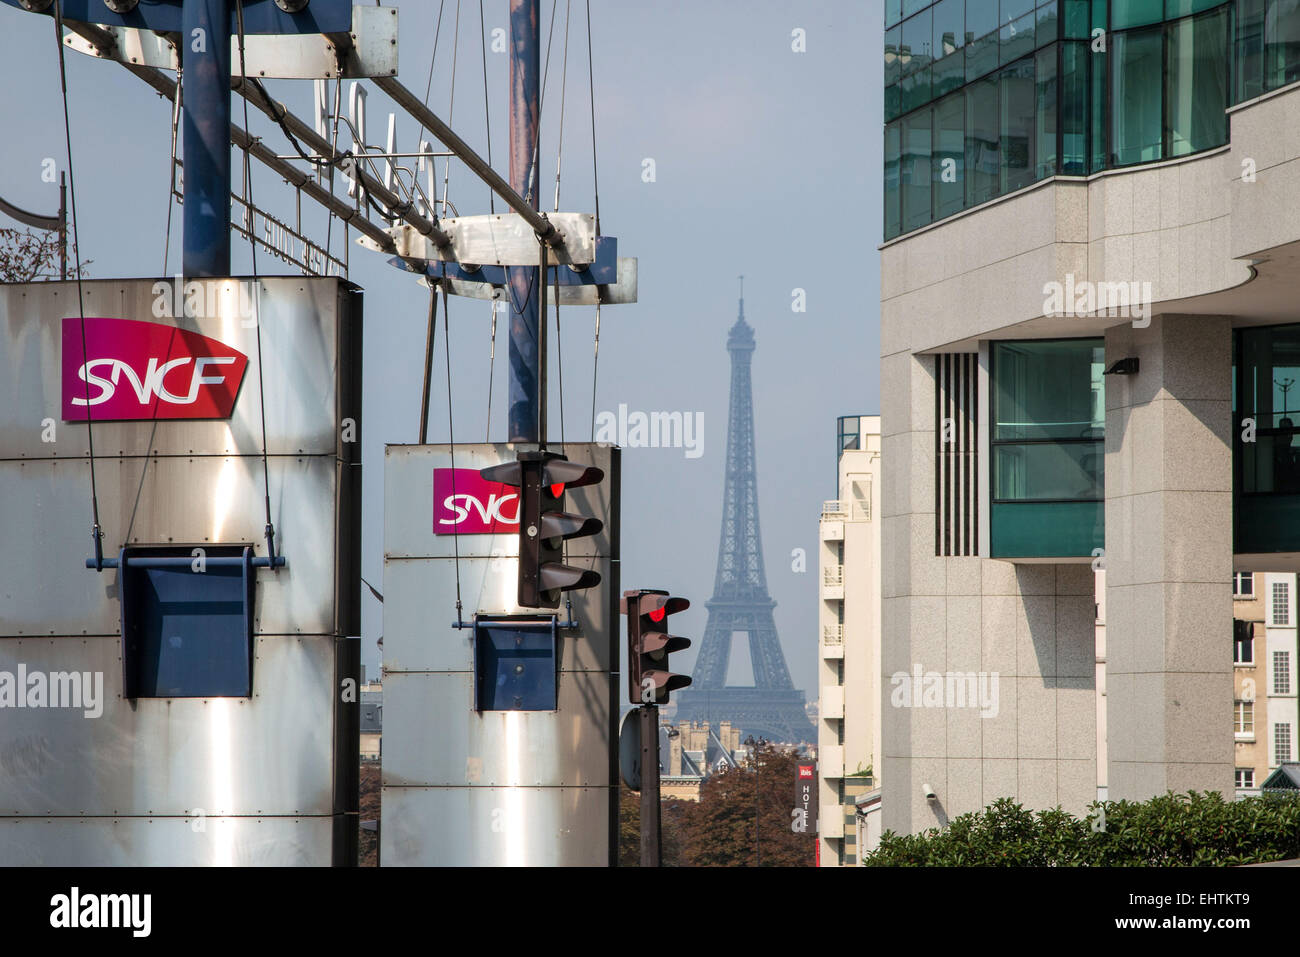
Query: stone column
xmin=1104 ymin=314 xmax=1234 ymax=800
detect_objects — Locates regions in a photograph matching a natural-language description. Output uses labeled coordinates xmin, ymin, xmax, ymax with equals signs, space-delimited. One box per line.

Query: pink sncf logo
xmin=433 ymin=467 xmax=521 ymax=535
xmin=61 ymin=317 xmax=248 ymax=421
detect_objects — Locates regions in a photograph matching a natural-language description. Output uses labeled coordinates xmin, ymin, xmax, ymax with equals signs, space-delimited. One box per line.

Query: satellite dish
xmin=619 ymin=709 xmax=642 ymax=791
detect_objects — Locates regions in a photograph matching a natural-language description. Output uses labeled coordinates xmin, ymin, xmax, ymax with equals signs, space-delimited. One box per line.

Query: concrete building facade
xmin=818 ymin=415 xmax=882 ymax=865
xmin=881 ymin=0 xmax=1300 ymax=835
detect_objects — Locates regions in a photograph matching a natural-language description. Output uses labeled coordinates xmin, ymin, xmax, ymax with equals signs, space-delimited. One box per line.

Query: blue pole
xmin=507 ymin=0 xmax=540 ymax=443
xmin=182 ymin=0 xmax=232 ymax=277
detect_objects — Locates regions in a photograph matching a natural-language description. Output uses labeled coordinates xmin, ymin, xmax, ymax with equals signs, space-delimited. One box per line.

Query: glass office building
xmin=884 ymin=0 xmax=1300 ymax=240
xmin=879 ymin=0 xmax=1300 ymax=837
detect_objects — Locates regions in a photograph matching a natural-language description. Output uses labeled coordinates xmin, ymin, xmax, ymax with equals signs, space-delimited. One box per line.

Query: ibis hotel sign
xmin=61 ymin=316 xmax=248 ymax=421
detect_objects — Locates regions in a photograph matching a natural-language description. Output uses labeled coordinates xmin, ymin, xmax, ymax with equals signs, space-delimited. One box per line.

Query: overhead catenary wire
xmin=440 ymin=0 xmax=461 ymax=219
xmin=526 ymin=0 xmax=560 ymax=206
xmin=420 ymin=281 xmax=439 ymax=443
xmin=485 ymin=297 xmax=497 ymax=440
xmin=51 ymin=0 xmax=103 ymax=569
xmin=235 ymin=0 xmax=278 ymax=566
xmin=162 ymin=68 xmax=181 ymax=274
xmin=479 ymin=0 xmax=495 ymax=214
xmin=553 ymin=0 xmax=571 ymax=212
xmin=589 ymin=302 xmax=600 ymax=441
xmin=442 ymin=281 xmax=464 ymax=626
xmin=554 ymin=269 xmax=565 ymax=450
xmin=323 ymin=76 xmax=344 ymax=261
xmin=585 ymin=0 xmax=601 ymax=234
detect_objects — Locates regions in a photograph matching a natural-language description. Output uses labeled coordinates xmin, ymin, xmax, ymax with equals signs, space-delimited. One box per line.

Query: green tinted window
xmin=1265 ymin=0 xmax=1300 ymax=90
xmin=1036 ymin=45 xmax=1059 ymax=177
xmin=902 ymin=110 xmax=933 ymax=232
xmin=965 ymin=71 xmax=1001 ymax=205
xmin=933 ymin=92 xmax=967 ymax=218
xmin=1060 ymin=41 xmax=1088 ymax=173
xmin=1166 ymin=6 xmax=1229 ymax=157
xmin=992 ymin=340 xmax=1105 ymax=442
xmin=1236 ymin=0 xmax=1265 ymax=102
xmin=1112 ymin=0 xmax=1165 ymax=28
xmin=992 ymin=339 xmax=1105 ymax=504
xmin=1001 ymin=57 xmax=1036 ymax=192
xmin=1112 ymin=28 xmax=1164 ymax=164
xmin=885 ymin=122 xmax=902 ymax=240
xmin=934 ymin=0 xmax=965 ymax=57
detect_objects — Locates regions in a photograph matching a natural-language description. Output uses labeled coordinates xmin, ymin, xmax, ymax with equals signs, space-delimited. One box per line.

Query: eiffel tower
xmin=673 ymin=283 xmax=814 ymax=744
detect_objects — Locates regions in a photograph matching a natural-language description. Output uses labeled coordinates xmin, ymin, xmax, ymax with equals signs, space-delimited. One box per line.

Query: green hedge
xmin=862 ymin=792 xmax=1300 ymax=866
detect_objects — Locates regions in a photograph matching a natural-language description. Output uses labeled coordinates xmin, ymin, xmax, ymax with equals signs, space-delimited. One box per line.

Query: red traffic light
xmin=623 ymin=589 xmax=692 ymax=705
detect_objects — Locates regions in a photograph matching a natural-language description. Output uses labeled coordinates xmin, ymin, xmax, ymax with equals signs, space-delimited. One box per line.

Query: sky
xmin=0 ymin=0 xmax=884 ymax=703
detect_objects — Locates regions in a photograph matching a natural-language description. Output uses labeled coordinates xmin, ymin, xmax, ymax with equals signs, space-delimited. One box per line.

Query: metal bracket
xmin=61 ymin=5 xmax=398 ymax=78
xmin=398 ymin=254 xmax=638 ymax=306
xmin=362 ymin=211 xmax=596 ymax=267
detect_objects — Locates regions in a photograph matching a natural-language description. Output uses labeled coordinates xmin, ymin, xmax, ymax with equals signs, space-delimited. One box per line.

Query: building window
xmin=989 ymin=339 xmax=1105 ymax=557
xmin=1235 ymin=700 xmax=1255 ymax=737
xmin=884 ymin=2 xmax=1235 ymax=239
xmin=901 ymin=111 xmax=933 ymax=233
xmin=1275 ymin=651 xmax=1291 ymax=695
xmin=1234 ymin=625 xmax=1254 ymax=665
xmin=1165 ymin=6 xmax=1229 ymax=158
xmin=1265 ymin=0 xmax=1300 ymax=90
xmin=1234 ymin=571 xmax=1254 ymax=597
xmin=1273 ymin=580 xmax=1290 ymax=625
xmin=1112 ymin=27 xmax=1165 ymax=165
xmin=1236 ymin=768 xmax=1255 ymax=789
xmin=1276 ymin=722 xmax=1293 ymax=763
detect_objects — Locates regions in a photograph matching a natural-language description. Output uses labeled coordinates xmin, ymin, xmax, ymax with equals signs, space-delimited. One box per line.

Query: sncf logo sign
xmin=433 ymin=467 xmax=520 ymax=535
xmin=61 ymin=317 xmax=248 ymax=421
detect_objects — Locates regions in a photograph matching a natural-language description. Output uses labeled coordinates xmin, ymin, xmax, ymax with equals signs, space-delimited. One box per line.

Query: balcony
xmin=821 ymin=685 xmax=844 ymax=720
xmin=821 ymin=501 xmax=845 ymax=540
xmin=822 ymin=564 xmax=844 ymax=600
xmin=821 ymin=744 xmax=844 ymax=779
xmin=822 ymin=624 xmax=844 ymax=658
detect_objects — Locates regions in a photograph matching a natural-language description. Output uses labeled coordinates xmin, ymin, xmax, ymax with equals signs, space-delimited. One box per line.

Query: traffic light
xmin=622 ymin=589 xmax=692 ymax=705
xmin=480 ymin=450 xmax=604 ymax=608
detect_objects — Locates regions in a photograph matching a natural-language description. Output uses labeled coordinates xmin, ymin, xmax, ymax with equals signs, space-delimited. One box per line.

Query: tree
xmin=679 ymin=740 xmax=816 ymax=867
xmin=618 ymin=784 xmax=691 ymax=867
xmin=0 ymin=226 xmax=88 ymax=282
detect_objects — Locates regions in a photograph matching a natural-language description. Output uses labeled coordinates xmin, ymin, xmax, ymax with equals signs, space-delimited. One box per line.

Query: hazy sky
xmin=1 ymin=0 xmax=883 ymax=701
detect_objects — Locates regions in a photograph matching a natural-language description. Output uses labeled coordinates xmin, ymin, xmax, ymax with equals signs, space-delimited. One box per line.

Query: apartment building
xmin=881 ymin=0 xmax=1300 ymax=835
xmin=1231 ymin=571 xmax=1300 ymax=792
xmin=818 ymin=415 xmax=882 ymax=865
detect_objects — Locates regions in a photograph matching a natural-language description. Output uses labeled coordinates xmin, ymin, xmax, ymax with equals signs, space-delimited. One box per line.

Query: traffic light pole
xmin=639 ymin=703 xmax=661 ymax=867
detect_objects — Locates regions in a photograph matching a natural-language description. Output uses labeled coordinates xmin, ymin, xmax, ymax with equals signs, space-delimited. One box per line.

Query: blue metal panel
xmin=0 ymin=0 xmax=354 ymax=34
xmin=119 ymin=544 xmax=254 ymax=698
xmin=473 ymin=616 xmax=557 ymax=711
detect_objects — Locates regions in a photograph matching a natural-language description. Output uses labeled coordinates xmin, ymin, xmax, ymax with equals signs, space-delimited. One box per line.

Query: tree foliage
xmin=863 ymin=791 xmax=1300 ymax=866
xmin=0 ymin=226 xmax=88 ymax=283
xmin=619 ymin=740 xmax=817 ymax=867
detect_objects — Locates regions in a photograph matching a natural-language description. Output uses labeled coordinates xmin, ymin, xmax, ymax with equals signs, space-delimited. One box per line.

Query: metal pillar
xmin=507 ymin=0 xmax=541 ymax=443
xmin=639 ymin=704 xmax=661 ymax=867
xmin=182 ymin=0 xmax=233 ymax=277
